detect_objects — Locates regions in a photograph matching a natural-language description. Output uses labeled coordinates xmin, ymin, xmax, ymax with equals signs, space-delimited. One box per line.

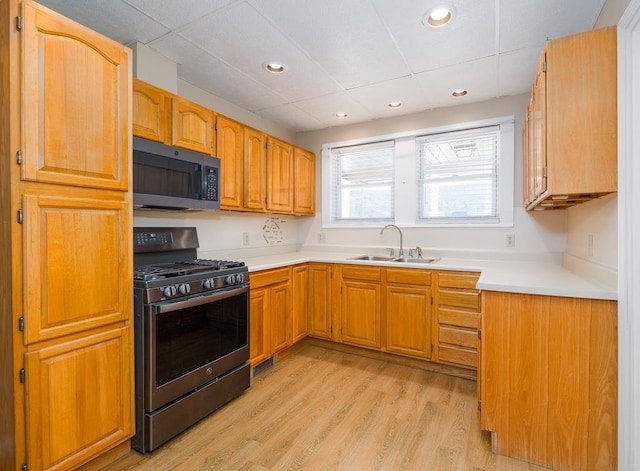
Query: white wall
xmin=295 ymin=93 xmax=567 ymax=258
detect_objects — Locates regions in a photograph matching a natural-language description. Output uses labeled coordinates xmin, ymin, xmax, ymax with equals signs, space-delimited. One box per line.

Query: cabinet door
xmin=22 ymin=194 xmax=132 ymax=343
xmin=293 ymin=147 xmax=316 ymax=215
xmin=25 ymin=325 xmax=133 ymax=471
xmin=341 ymin=280 xmax=381 ymax=349
xmin=217 ymin=116 xmax=244 ymax=210
xmin=266 ymin=137 xmax=294 ymax=214
xmin=249 ymin=287 xmax=269 ymax=367
xmin=132 ymin=79 xmax=170 ymax=143
xmin=531 ymin=51 xmax=547 ymax=199
xmin=292 ymin=265 xmax=309 ymax=343
xmin=386 ymin=284 xmax=432 ymax=359
xmin=172 ymin=97 xmax=215 ymax=155
xmin=308 ymin=264 xmax=332 ymax=339
xmin=270 ymin=282 xmax=291 ymax=354
xmin=244 ymin=127 xmax=266 ymax=211
xmin=22 ymin=1 xmax=130 ymax=191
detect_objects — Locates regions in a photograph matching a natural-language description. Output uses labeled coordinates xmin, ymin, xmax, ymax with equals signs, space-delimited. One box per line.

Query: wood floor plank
xmin=104 ymin=344 xmax=552 ymax=471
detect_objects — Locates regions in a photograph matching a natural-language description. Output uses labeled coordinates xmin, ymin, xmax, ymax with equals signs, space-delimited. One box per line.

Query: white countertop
xmin=240 ymin=250 xmax=617 ymax=301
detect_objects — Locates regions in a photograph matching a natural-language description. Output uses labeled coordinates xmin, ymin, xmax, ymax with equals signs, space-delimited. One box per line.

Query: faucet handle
xmin=388 ymin=248 xmax=395 ymax=257
xmin=415 ymin=246 xmax=423 ymax=258
xmin=408 ymin=248 xmax=414 ymax=257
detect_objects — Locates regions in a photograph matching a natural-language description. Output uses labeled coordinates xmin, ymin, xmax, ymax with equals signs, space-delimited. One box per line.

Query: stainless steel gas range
xmin=131 ymin=227 xmax=250 ymax=453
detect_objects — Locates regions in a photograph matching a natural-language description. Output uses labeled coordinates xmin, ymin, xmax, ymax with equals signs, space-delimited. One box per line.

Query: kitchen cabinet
xmin=266 ymin=136 xmax=294 ymax=214
xmin=171 ymin=96 xmax=216 ymax=155
xmin=0 ymin=1 xmax=134 ymax=470
xmin=480 ymin=291 xmax=617 ymax=471
xmin=340 ymin=266 xmax=382 ymax=349
xmin=132 ymin=78 xmax=171 ymax=144
xmin=384 ymin=268 xmax=433 ymax=359
xmin=523 ymin=26 xmax=617 ymax=210
xmin=293 ymin=147 xmax=316 ymax=216
xmin=434 ymin=271 xmax=480 ymax=369
xmin=243 ymin=127 xmax=268 ymax=211
xmin=249 ymin=267 xmax=292 ymax=367
xmin=307 ymin=263 xmax=334 ymax=340
xmin=291 ymin=264 xmax=309 ymax=343
xmin=216 ymin=115 xmax=244 ymax=210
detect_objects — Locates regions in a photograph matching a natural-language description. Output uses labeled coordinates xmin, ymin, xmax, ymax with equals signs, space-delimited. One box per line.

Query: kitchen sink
xmin=391 ymin=257 xmax=440 ymax=264
xmin=349 ymin=255 xmax=396 ymax=261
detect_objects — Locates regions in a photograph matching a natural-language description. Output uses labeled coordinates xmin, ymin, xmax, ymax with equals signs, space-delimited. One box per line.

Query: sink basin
xmin=349 ymin=255 xmax=395 ymax=261
xmin=392 ymin=257 xmax=440 ymax=264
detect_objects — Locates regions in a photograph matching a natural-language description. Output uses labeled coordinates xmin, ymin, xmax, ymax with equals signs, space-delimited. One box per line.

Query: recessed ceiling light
xmin=423 ymin=4 xmax=457 ymax=28
xmin=452 ymin=89 xmax=468 ymax=97
xmin=387 ymin=101 xmax=403 ymax=109
xmin=263 ymin=61 xmax=287 ymax=74
xmin=335 ymin=112 xmax=348 ymax=119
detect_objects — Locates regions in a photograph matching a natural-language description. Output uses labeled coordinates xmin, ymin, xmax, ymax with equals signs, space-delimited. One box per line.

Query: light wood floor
xmin=105 ymin=345 xmax=550 ymax=471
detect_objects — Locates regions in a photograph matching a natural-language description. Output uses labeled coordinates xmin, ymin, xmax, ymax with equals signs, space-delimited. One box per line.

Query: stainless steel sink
xmin=349 ymin=255 xmax=396 ymax=261
xmin=391 ymin=257 xmax=440 ymax=264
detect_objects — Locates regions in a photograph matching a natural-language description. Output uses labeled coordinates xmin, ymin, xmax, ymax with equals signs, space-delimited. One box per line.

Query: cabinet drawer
xmin=438 ymin=345 xmax=477 ymax=368
xmin=386 ymin=268 xmax=432 ymax=285
xmin=438 ymin=272 xmax=480 ymax=289
xmin=438 ymin=307 xmax=479 ymax=329
xmin=439 ymin=326 xmax=477 ymax=349
xmin=250 ymin=267 xmax=290 ymax=288
xmin=341 ymin=265 xmax=382 ymax=282
xmin=438 ymin=289 xmax=480 ymax=311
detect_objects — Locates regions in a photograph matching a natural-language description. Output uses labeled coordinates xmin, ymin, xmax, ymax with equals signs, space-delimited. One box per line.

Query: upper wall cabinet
xmin=132 ymin=79 xmax=171 ymax=143
xmin=293 ymin=147 xmax=316 ymax=216
xmin=22 ymin=1 xmax=130 ymax=191
xmin=171 ymin=97 xmax=216 ymax=155
xmin=266 ymin=136 xmax=294 ymax=214
xmin=523 ymin=26 xmax=617 ymax=210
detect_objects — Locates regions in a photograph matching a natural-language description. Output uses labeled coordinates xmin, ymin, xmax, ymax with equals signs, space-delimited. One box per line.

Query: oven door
xmin=144 ymin=285 xmax=249 ymax=411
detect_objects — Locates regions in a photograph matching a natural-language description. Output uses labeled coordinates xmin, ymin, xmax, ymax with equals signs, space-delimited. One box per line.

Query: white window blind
xmin=417 ymin=126 xmax=499 ymax=223
xmin=330 ymin=141 xmax=394 ymax=222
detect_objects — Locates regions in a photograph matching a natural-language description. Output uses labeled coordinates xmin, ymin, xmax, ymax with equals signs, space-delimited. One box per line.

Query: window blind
xmin=416 ymin=126 xmax=499 ymax=223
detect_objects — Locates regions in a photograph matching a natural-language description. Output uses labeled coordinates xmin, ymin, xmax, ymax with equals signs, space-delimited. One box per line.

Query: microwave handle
xmin=152 ymin=285 xmax=248 ymax=314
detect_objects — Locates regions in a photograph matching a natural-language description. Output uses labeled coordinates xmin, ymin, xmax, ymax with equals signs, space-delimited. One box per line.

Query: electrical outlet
xmin=506 ymin=234 xmax=515 ymax=248
xmin=588 ymin=234 xmax=593 ymax=256
xmin=318 ymin=232 xmax=326 ymax=243
xmin=243 ymin=232 xmax=250 ymax=246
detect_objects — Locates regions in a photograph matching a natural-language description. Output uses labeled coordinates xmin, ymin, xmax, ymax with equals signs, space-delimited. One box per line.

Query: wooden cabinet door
xmin=25 ymin=325 xmax=133 ymax=471
xmin=172 ymin=97 xmax=215 ymax=155
xmin=266 ymin=136 xmax=294 ymax=214
xmin=270 ymin=281 xmax=291 ymax=354
xmin=22 ymin=1 xmax=130 ymax=191
xmin=132 ymin=79 xmax=170 ymax=143
xmin=385 ymin=284 xmax=432 ymax=359
xmin=249 ymin=287 xmax=269 ymax=367
xmin=293 ymin=147 xmax=316 ymax=215
xmin=217 ymin=116 xmax=244 ymax=210
xmin=341 ymin=278 xmax=381 ymax=349
xmin=308 ymin=264 xmax=332 ymax=339
xmin=244 ymin=127 xmax=266 ymax=211
xmin=22 ymin=194 xmax=132 ymax=343
xmin=532 ymin=51 xmax=547 ymax=199
xmin=292 ymin=265 xmax=309 ymax=343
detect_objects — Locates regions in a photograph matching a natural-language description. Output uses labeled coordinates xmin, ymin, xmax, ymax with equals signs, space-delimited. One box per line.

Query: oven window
xmin=133 ymin=151 xmax=200 ymax=199
xmin=154 ymin=293 xmax=247 ymax=387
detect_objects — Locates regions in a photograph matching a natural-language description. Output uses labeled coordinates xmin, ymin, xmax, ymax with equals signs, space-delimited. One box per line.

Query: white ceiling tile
xmin=37 ymin=0 xmax=169 ymax=44
xmin=250 ymin=0 xmax=411 ymax=89
xmin=123 ymin=0 xmax=237 ymax=30
xmin=347 ymin=75 xmax=432 ymax=118
xmin=256 ymin=105 xmax=327 ymax=133
xmin=293 ymin=92 xmax=377 ymax=127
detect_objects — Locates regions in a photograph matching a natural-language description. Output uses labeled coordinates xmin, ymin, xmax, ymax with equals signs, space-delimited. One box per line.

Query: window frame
xmin=322 ymin=116 xmax=515 ymax=228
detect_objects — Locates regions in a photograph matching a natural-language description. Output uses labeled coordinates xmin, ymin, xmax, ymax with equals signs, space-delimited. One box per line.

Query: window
xmin=322 ymin=117 xmax=514 ymax=227
xmin=417 ymin=126 xmax=499 ymax=223
xmin=329 ymin=141 xmax=394 ymax=223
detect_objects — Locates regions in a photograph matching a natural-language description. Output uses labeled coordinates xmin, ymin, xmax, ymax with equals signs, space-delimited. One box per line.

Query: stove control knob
xmin=178 ymin=283 xmax=191 ymax=295
xmin=235 ymin=274 xmax=244 ymax=283
xmin=162 ymin=285 xmax=177 ymax=297
xmin=225 ymin=275 xmax=235 ymax=285
xmin=202 ymin=278 xmax=214 ymax=290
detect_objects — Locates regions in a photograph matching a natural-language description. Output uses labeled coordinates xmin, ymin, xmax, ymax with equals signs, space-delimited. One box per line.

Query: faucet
xmin=380 ymin=224 xmax=404 ymax=257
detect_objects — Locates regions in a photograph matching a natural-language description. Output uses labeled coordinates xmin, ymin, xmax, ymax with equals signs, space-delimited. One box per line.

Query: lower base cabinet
xmin=480 ymin=291 xmax=617 ymax=471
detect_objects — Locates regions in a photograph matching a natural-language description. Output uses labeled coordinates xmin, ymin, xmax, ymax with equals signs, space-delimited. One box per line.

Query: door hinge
xmin=477 ymin=400 xmax=482 ymax=411
xmin=542 ymin=167 xmax=548 ymax=178
xmin=430 ymin=296 xmax=434 ymax=305
xmin=542 ymin=61 xmax=547 ymax=73
xmin=15 ymin=16 xmax=22 ymax=31
xmin=330 ymin=326 xmax=333 ymax=334
xmin=477 ymin=329 xmax=481 ymax=340
xmin=19 ymin=368 xmax=25 ymax=383
xmin=214 ymin=122 xmax=217 ymax=131
xmin=430 ymin=344 xmax=434 ymax=354
xmin=17 ymin=209 xmax=23 ymax=224
xmin=18 ymin=316 xmax=24 ymax=331
xmin=22 ymin=463 xmax=27 ymax=471
xmin=16 ymin=150 xmax=22 ymax=165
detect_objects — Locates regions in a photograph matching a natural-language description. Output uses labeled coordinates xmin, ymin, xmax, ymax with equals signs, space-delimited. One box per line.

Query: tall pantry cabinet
xmin=0 ymin=2 xmax=134 ymax=471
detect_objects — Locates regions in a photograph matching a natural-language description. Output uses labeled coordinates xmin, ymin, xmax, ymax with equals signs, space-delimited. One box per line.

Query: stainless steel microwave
xmin=133 ymin=137 xmax=220 ymax=211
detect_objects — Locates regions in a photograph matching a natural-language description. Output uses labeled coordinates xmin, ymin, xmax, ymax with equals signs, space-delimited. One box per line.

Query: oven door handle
xmin=151 ymin=285 xmax=248 ymax=314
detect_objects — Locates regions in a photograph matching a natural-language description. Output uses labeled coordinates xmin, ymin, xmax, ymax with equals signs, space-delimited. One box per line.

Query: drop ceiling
xmin=37 ymin=0 xmax=606 ymax=133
